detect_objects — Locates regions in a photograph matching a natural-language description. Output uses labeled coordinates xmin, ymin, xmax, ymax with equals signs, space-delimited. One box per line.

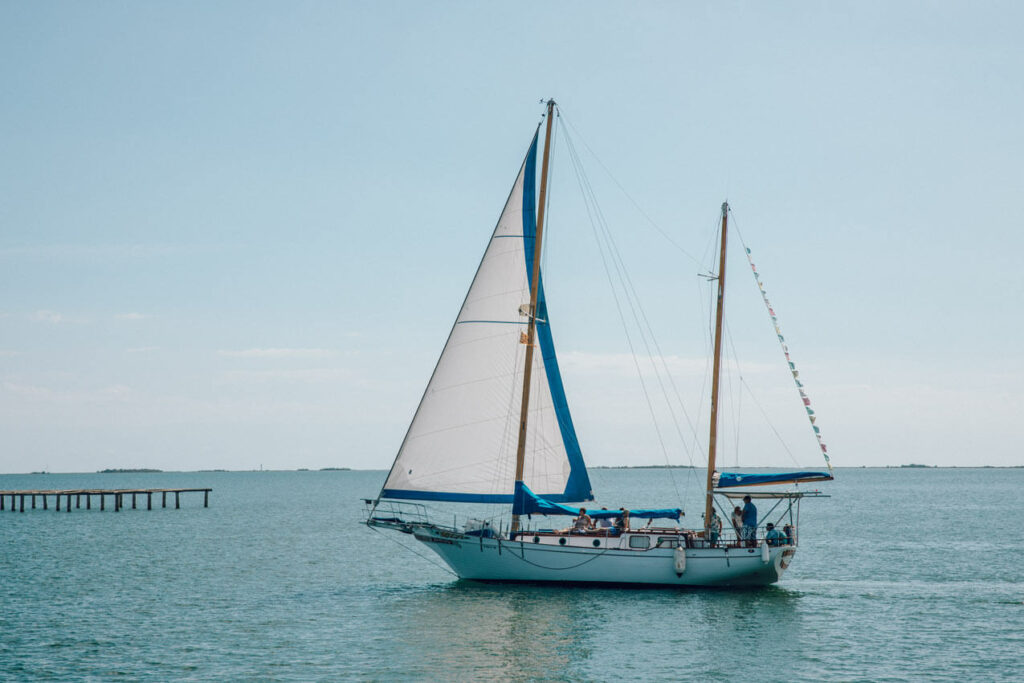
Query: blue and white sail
xmin=381 ymin=132 xmax=593 ymax=504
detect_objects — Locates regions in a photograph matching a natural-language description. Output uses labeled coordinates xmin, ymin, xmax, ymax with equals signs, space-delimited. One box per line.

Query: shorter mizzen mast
xmin=704 ymin=202 xmax=729 ymax=535
xmin=512 ymin=98 xmax=556 ymax=533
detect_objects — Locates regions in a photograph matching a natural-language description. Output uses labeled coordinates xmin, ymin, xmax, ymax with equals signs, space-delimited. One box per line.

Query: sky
xmin=1 ymin=2 xmax=1022 ymax=473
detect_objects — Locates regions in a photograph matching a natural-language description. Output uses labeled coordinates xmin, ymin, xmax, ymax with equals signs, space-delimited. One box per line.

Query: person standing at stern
xmin=741 ymin=495 xmax=757 ymax=547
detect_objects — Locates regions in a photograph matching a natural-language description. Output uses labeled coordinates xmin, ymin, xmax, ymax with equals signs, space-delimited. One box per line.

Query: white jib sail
xmin=382 ymin=137 xmax=584 ymax=502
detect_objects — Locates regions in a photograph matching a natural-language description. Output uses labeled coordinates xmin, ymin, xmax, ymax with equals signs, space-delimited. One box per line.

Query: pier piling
xmin=0 ymin=488 xmax=211 ymax=516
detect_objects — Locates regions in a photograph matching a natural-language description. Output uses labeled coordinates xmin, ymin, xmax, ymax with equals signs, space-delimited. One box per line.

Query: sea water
xmin=0 ymin=468 xmax=1021 ymax=681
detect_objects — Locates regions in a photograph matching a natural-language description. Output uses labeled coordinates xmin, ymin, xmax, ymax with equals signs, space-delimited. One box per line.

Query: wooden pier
xmin=0 ymin=488 xmax=211 ymax=513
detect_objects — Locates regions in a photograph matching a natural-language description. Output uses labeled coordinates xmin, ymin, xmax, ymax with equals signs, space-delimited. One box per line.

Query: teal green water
xmin=1 ymin=468 xmax=1021 ymax=681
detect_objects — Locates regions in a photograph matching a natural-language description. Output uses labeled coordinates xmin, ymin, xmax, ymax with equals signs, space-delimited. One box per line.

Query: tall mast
xmin=511 ymin=99 xmax=556 ymax=532
xmin=704 ymin=202 xmax=729 ymax=533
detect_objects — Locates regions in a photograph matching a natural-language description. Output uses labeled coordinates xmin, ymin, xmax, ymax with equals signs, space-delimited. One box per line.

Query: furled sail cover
xmin=512 ymin=482 xmax=680 ymax=520
xmin=381 ymin=132 xmax=593 ymax=504
xmin=714 ymin=471 xmax=834 ymax=489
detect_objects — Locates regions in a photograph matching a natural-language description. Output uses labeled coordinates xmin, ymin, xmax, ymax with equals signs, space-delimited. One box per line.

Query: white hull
xmin=412 ymin=527 xmax=796 ymax=587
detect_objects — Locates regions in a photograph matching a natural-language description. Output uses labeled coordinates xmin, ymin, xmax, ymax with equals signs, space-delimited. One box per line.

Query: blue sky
xmin=1 ymin=2 xmax=1021 ymax=472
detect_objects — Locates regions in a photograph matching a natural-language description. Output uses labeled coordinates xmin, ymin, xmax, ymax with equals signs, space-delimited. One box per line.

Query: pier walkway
xmin=0 ymin=488 xmax=211 ymax=513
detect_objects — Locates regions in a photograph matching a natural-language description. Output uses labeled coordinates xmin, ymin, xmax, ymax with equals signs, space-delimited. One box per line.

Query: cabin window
xmin=592 ymin=539 xmax=601 ymax=547
xmin=657 ymin=538 xmax=679 ymax=549
xmin=628 ymin=535 xmax=650 ymax=549
xmin=559 ymin=537 xmax=567 ymax=546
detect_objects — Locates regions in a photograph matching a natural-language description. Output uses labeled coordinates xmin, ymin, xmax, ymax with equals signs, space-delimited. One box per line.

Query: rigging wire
xmin=559 ymin=109 xmax=704 ymax=267
xmin=560 ymin=119 xmax=693 ymax=507
xmin=738 ymin=375 xmax=803 ymax=467
xmin=722 ymin=322 xmax=744 ymax=469
xmin=366 ymin=525 xmax=459 ymax=578
xmin=728 ymin=208 xmax=824 ymax=470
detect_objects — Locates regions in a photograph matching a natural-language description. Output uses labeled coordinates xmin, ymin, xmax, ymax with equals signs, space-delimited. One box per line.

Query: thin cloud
xmin=218 ymin=348 xmax=336 ymax=359
xmin=218 ymin=368 xmax=350 ymax=384
xmin=30 ymin=310 xmax=63 ymax=324
xmin=0 ymin=244 xmax=186 ymax=259
xmin=2 ymin=381 xmax=133 ymax=403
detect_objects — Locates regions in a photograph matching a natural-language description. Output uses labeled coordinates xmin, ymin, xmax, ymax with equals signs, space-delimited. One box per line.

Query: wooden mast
xmin=704 ymin=202 xmax=729 ymax=534
xmin=511 ymin=99 xmax=556 ymax=532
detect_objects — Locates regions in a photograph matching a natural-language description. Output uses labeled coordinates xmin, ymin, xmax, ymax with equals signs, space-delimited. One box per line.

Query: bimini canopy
xmin=512 ymin=482 xmax=682 ymax=520
xmin=716 ymin=490 xmax=830 ymax=500
xmin=714 ymin=471 xmax=833 ymax=489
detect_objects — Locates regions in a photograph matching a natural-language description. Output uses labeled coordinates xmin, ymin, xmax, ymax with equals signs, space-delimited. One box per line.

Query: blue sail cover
xmin=512 ymin=482 xmax=681 ymax=520
xmin=716 ymin=471 xmax=833 ymax=489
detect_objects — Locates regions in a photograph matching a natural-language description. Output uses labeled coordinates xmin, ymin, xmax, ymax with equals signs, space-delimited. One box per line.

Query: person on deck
xmin=741 ymin=495 xmax=758 ymax=547
xmin=597 ymin=507 xmax=612 ymax=529
xmin=613 ymin=508 xmax=630 ymax=534
xmin=783 ymin=523 xmax=795 ymax=546
xmin=730 ymin=506 xmax=743 ymax=545
xmin=573 ymin=508 xmax=593 ymax=533
xmin=765 ymin=522 xmax=785 ymax=547
xmin=709 ymin=510 xmax=723 ymax=547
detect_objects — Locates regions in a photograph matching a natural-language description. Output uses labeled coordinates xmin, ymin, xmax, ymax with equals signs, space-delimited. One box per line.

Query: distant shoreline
xmin=3 ymin=464 xmax=1022 ymax=475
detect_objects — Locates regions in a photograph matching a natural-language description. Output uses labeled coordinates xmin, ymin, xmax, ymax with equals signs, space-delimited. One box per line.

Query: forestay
xmin=381 ymin=132 xmax=593 ymax=504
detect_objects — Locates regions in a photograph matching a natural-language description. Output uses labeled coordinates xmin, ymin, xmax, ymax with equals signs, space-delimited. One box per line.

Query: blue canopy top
xmin=512 ymin=482 xmax=682 ymax=520
xmin=715 ymin=471 xmax=833 ymax=489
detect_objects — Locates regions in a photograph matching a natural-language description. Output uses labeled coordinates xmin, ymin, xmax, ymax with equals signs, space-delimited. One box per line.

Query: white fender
xmin=760 ymin=541 xmax=770 ymax=564
xmin=674 ymin=546 xmax=687 ymax=574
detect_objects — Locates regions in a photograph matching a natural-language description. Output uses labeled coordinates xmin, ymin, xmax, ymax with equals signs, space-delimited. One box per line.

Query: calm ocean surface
xmin=1 ymin=467 xmax=1021 ymax=681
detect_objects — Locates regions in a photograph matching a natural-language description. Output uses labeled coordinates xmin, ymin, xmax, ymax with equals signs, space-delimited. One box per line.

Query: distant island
xmin=591 ymin=464 xmax=696 ymax=470
xmin=319 ymin=467 xmax=352 ymax=471
xmin=98 ymin=468 xmax=163 ymax=473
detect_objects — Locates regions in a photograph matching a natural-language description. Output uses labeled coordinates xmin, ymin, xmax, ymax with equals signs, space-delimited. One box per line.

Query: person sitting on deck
xmin=765 ymin=523 xmax=785 ymax=546
xmin=573 ymin=508 xmax=593 ymax=533
xmin=597 ymin=507 xmax=612 ymax=529
xmin=613 ymin=508 xmax=630 ymax=534
xmin=741 ymin=495 xmax=758 ymax=547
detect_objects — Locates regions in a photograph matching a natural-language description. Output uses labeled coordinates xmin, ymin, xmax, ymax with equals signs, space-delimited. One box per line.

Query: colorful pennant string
xmin=743 ymin=245 xmax=833 ymax=472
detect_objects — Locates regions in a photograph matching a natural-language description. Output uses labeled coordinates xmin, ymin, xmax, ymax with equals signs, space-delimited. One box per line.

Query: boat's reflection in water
xmin=384 ymin=580 xmax=804 ymax=680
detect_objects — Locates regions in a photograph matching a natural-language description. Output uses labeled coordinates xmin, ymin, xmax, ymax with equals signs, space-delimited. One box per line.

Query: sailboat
xmin=365 ymin=100 xmax=833 ymax=586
